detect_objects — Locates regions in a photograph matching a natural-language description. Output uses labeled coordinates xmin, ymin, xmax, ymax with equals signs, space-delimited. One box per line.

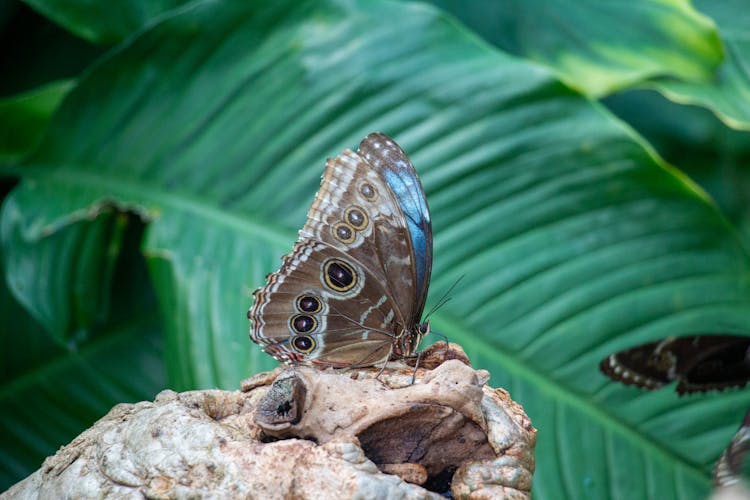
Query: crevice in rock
xmin=356 ymin=406 xmax=495 ymax=492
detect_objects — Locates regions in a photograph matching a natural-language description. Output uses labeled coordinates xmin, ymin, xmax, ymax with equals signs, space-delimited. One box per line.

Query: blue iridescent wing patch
xmin=358 ymin=132 xmax=432 ymax=320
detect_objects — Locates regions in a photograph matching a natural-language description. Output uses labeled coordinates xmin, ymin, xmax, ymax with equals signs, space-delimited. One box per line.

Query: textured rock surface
xmin=4 ymin=344 xmax=536 ymax=499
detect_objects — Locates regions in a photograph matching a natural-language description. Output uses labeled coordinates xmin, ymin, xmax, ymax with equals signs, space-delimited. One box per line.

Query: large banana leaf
xmin=652 ymin=0 xmax=750 ymax=131
xmin=21 ymin=0 xmax=188 ymax=44
xmin=0 ymin=80 xmax=73 ymax=161
xmin=604 ymin=89 xmax=750 ymax=248
xmin=3 ymin=0 xmax=750 ymax=497
xmin=0 ymin=246 xmax=165 ymax=488
xmin=429 ymin=0 xmax=722 ymax=98
xmin=0 ymin=208 xmax=165 ymax=489
xmin=431 ymin=0 xmax=750 ymax=131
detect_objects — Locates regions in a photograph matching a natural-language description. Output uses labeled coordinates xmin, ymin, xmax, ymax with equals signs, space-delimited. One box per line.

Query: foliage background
xmin=2 ymin=0 xmax=750 ymax=497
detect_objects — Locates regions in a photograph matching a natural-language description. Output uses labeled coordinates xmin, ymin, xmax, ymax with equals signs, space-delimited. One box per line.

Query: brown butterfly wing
xmin=599 ymin=335 xmax=750 ymax=394
xmin=249 ymin=137 xmax=423 ymax=367
xmin=302 ymin=144 xmax=421 ymax=325
xmin=599 ymin=337 xmax=677 ymax=390
xmin=677 ymin=336 xmax=750 ymax=394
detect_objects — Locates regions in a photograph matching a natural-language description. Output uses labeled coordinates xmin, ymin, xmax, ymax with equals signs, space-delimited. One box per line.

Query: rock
xmin=4 ymin=343 xmax=535 ymax=499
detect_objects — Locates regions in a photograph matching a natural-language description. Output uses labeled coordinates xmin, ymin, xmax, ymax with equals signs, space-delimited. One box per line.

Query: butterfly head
xmin=418 ymin=321 xmax=430 ymax=337
xmin=392 ymin=321 xmax=429 ymax=359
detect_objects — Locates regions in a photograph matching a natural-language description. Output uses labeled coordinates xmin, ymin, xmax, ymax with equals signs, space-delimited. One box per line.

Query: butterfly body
xmin=249 ymin=133 xmax=431 ymax=368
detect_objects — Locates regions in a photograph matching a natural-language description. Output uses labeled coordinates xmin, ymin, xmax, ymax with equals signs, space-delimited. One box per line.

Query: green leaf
xmin=650 ymin=0 xmax=750 ymax=130
xmin=0 ymin=314 xmax=165 ymax=490
xmin=0 ymin=261 xmax=64 ymax=383
xmin=0 ymin=207 xmax=165 ymax=489
xmin=22 ymin=0 xmax=189 ymax=44
xmin=605 ymin=90 xmax=750 ymax=246
xmin=0 ymin=4 xmax=104 ymax=96
xmin=0 ymin=80 xmax=74 ymax=161
xmin=1 ymin=195 xmax=134 ymax=340
xmin=428 ymin=0 xmax=750 ymax=130
xmin=4 ymin=0 xmax=750 ymax=497
xmin=429 ymin=0 xmax=723 ymax=97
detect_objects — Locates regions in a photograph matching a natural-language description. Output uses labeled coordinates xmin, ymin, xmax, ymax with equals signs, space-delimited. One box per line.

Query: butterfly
xmin=248 ymin=133 xmax=432 ymax=368
xmin=599 ymin=334 xmax=750 ymax=394
xmin=714 ymin=404 xmax=750 ymax=488
xmin=713 ymin=410 xmax=750 ymax=488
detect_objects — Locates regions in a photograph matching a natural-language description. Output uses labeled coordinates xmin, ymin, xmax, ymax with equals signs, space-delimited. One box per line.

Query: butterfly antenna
xmin=423 ymin=275 xmax=464 ymax=321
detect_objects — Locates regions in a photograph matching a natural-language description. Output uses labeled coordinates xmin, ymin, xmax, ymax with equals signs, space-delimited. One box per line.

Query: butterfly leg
xmin=410 ymin=351 xmax=422 ymax=385
xmin=374 ymin=343 xmax=396 ymax=381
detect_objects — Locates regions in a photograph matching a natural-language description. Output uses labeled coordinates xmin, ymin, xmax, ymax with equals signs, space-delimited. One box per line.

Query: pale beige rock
xmin=4 ymin=344 xmax=535 ymax=499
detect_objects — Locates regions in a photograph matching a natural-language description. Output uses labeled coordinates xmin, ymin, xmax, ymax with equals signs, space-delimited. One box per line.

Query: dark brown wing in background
xmin=599 ymin=335 xmax=750 ymax=394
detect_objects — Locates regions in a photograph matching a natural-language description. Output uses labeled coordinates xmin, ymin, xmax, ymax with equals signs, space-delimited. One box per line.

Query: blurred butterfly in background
xmin=713 ymin=405 xmax=750 ymax=492
xmin=248 ymin=133 xmax=432 ymax=368
xmin=601 ymin=337 xmax=750 ymax=492
xmin=599 ymin=334 xmax=750 ymax=394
